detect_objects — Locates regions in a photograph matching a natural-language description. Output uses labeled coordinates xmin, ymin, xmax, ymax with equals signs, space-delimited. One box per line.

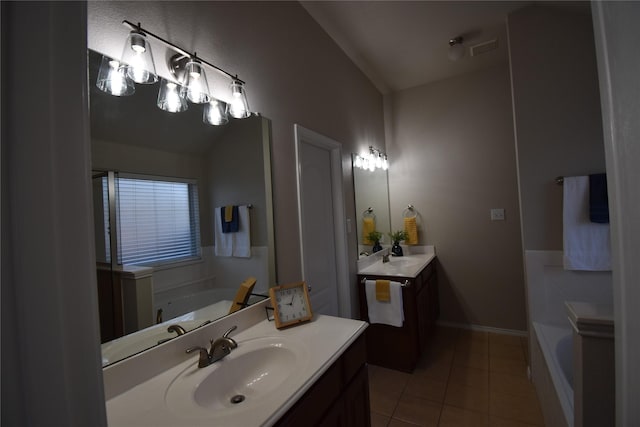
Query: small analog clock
xmin=269 ymin=282 xmax=313 ymax=329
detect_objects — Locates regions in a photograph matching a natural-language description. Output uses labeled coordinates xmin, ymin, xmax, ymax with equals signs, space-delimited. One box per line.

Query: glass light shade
xmin=228 ymin=80 xmax=250 ymax=119
xmin=157 ymin=79 xmax=188 ymax=113
xmin=183 ymin=59 xmax=210 ymax=104
xmin=203 ymin=99 xmax=229 ymax=126
xmin=121 ymin=31 xmax=158 ymax=84
xmin=96 ymin=55 xmax=135 ymax=96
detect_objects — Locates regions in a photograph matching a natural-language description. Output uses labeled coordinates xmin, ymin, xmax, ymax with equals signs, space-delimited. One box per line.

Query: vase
xmin=391 ymin=241 xmax=403 ymax=256
xmin=372 ymin=241 xmax=382 ymax=253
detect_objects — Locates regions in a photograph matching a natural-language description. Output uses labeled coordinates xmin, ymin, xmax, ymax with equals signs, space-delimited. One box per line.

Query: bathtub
xmin=156 ymin=287 xmax=237 ymax=320
xmin=532 ymin=322 xmax=574 ymax=426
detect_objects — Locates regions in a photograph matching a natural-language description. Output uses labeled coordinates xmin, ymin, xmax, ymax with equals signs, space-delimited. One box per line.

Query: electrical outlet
xmin=490 ymin=208 xmax=505 ymax=221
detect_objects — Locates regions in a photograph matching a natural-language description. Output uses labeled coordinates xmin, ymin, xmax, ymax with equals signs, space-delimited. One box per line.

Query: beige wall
xmin=508 ymin=4 xmax=606 ymax=250
xmin=387 ymin=65 xmax=526 ymax=331
xmin=87 ymin=2 xmax=386 ymax=288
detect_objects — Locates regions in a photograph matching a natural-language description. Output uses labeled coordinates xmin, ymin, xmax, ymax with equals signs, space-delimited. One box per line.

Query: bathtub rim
xmin=532 ymin=321 xmax=574 ymax=427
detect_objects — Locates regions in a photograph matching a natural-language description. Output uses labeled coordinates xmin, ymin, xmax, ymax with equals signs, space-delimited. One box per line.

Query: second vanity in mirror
xmin=88 ymin=49 xmax=276 ymax=366
xmin=352 ymin=153 xmax=392 ymax=258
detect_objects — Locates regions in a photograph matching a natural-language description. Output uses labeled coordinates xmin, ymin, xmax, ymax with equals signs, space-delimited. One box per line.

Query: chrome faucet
xmin=186 ymin=326 xmax=238 ymax=368
xmin=382 ymin=253 xmax=390 ymax=263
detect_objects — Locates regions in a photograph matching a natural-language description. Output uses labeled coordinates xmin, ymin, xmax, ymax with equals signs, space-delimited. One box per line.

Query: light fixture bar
xmin=122 ymin=20 xmax=245 ymax=84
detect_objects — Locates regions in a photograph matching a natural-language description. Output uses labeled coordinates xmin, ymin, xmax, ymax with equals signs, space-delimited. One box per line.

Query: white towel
xmin=563 ymin=176 xmax=611 ymax=271
xmin=365 ymin=280 xmax=404 ymax=327
xmin=233 ymin=205 xmax=251 ymax=258
xmin=214 ymin=205 xmax=251 ymax=258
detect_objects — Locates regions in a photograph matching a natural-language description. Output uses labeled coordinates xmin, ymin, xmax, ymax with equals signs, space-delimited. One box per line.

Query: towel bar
xmin=361 ymin=277 xmax=410 ymax=287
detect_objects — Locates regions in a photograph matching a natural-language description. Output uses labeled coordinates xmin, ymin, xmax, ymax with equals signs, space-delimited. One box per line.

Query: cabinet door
xmin=344 ymin=365 xmax=371 ymax=427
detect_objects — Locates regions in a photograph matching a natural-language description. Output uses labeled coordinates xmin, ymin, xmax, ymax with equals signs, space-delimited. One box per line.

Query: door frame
xmin=294 ymin=124 xmax=351 ymax=318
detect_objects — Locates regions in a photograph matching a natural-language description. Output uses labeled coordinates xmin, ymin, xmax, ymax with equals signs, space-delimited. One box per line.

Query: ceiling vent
xmin=469 ymin=38 xmax=498 ymax=57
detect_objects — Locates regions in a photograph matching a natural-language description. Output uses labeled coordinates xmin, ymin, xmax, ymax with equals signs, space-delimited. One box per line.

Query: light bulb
xmin=203 ymin=99 xmax=229 ymax=126
xmin=108 ymin=60 xmax=127 ymax=96
xmin=127 ymin=52 xmax=151 ymax=83
xmin=354 ymin=155 xmax=363 ymax=169
xmin=165 ymin=83 xmax=182 ymax=112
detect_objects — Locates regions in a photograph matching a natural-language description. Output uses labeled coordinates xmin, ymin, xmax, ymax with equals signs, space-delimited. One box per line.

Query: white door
xmin=295 ymin=125 xmax=351 ymax=318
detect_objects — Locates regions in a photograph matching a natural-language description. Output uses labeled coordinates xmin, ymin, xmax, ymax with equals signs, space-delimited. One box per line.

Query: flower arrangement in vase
xmin=367 ymin=230 xmax=383 ymax=253
xmin=388 ymin=230 xmax=409 ymax=256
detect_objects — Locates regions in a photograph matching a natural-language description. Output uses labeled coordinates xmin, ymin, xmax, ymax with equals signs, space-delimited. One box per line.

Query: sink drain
xmin=230 ymin=395 xmax=245 ymax=404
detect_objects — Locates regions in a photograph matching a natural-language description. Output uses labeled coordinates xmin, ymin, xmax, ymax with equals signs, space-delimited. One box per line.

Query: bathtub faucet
xmin=167 ymin=324 xmax=187 ymax=336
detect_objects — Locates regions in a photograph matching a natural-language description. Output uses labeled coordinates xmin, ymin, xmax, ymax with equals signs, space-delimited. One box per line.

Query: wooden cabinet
xmin=357 ymin=259 xmax=438 ymax=372
xmin=276 ymin=333 xmax=370 ymax=427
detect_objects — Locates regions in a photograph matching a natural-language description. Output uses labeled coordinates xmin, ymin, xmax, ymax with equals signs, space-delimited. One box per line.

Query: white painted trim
xmin=294 ymin=125 xmax=352 ymax=318
xmin=591 ymin=3 xmax=640 ymax=425
xmin=437 ymin=320 xmax=528 ymax=337
xmin=2 ymin=2 xmax=106 ymax=425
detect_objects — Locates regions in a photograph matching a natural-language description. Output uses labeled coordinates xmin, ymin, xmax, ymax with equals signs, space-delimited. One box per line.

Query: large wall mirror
xmin=88 ymin=50 xmax=276 ymax=366
xmin=352 ymin=154 xmax=392 ymax=257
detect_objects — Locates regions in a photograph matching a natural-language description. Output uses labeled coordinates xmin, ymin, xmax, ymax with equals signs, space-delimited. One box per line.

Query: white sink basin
xmin=358 ymin=252 xmax=434 ymax=278
xmin=164 ymin=336 xmax=309 ymax=420
xmin=386 ymin=258 xmax=423 ymax=268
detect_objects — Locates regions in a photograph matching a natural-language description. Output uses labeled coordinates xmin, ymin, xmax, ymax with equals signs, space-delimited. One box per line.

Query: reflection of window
xmin=102 ymin=173 xmax=201 ymax=266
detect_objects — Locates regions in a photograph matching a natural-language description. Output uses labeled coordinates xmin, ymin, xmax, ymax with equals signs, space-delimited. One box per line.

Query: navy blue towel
xmin=221 ymin=206 xmax=240 ymax=233
xmin=589 ymin=173 xmax=609 ymax=223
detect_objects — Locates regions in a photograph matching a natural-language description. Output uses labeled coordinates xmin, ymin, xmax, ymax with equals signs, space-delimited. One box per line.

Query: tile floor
xmin=368 ymin=326 xmax=545 ymax=427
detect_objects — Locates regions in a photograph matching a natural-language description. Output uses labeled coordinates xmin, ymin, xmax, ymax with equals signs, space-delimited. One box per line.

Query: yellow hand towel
xmin=362 ymin=217 xmax=376 ymax=244
xmin=375 ymin=279 xmax=391 ymax=302
xmin=224 ymin=205 xmax=234 ymax=223
xmin=404 ymin=217 xmax=418 ymax=245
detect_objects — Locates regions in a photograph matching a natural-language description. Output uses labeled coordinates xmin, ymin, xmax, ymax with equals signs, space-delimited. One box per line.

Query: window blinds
xmin=115 ymin=175 xmax=200 ymax=265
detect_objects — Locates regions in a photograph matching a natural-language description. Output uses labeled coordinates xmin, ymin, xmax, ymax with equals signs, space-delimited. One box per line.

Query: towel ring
xmin=363 ymin=207 xmax=375 ymax=219
xmin=402 ymin=205 xmax=417 ymax=219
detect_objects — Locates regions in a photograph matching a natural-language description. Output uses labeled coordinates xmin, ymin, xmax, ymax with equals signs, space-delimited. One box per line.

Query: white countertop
xmin=105 ymin=313 xmax=367 ymax=426
xmin=357 ymin=246 xmax=436 ymax=278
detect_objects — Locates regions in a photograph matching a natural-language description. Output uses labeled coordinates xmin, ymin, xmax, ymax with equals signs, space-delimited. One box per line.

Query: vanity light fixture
xmin=97 ymin=20 xmax=251 ymax=126
xmin=353 ymin=146 xmax=389 ymax=172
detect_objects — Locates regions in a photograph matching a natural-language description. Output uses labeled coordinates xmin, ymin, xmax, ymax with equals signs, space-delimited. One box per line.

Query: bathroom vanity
xmin=357 ymin=247 xmax=438 ymax=372
xmin=103 ymin=299 xmax=369 ymax=426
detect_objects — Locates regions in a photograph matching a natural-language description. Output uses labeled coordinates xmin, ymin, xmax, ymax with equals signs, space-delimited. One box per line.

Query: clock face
xmin=269 ymin=282 xmax=313 ymax=329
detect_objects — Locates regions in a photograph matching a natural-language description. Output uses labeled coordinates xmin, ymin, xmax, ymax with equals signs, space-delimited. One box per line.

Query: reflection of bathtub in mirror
xmin=102 ymin=299 xmax=231 ymax=366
